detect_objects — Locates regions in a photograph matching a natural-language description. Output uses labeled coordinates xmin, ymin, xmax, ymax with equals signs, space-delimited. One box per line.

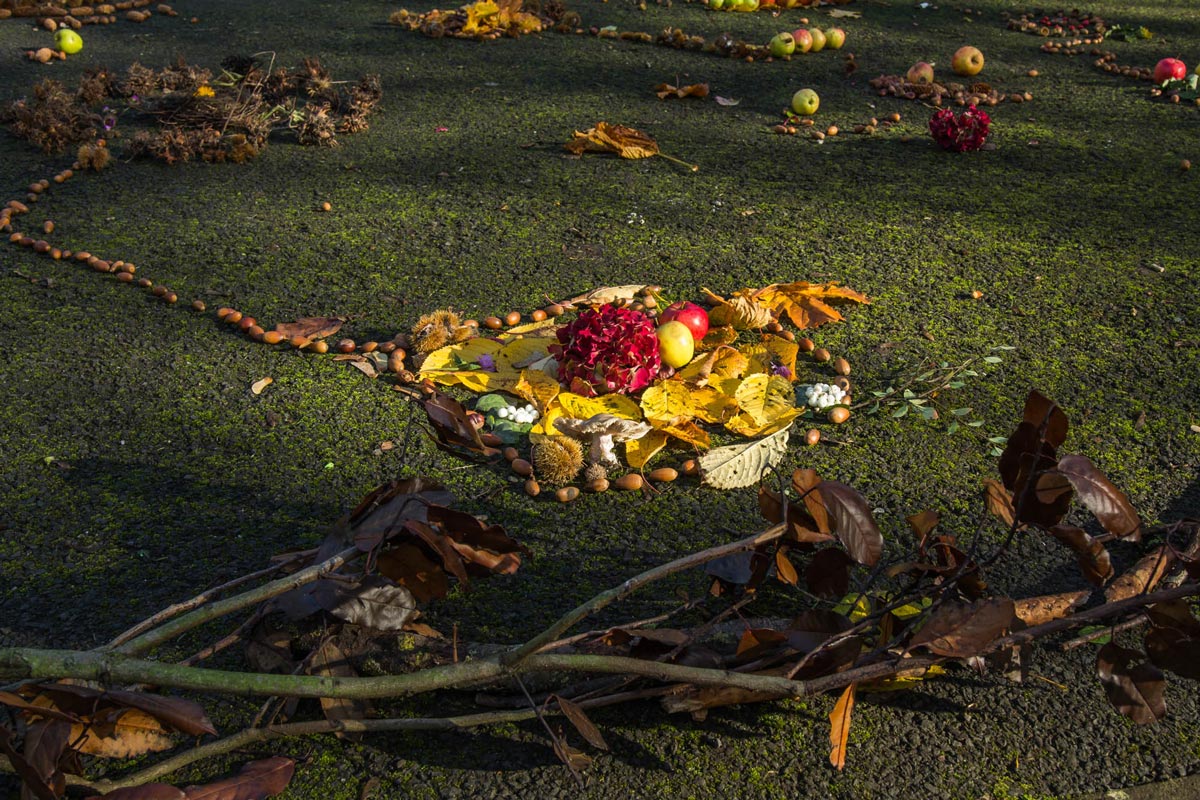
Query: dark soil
xmin=1 ymin=0 xmax=1198 ymax=797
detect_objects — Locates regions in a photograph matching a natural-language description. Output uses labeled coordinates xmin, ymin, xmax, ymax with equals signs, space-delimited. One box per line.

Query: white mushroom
xmin=554 ymin=413 xmax=652 ymax=469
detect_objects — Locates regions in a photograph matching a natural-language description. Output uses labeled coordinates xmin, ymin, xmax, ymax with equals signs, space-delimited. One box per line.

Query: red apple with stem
xmin=659 ymin=301 xmax=709 ymax=343
xmin=1153 ymin=57 xmax=1187 ymax=83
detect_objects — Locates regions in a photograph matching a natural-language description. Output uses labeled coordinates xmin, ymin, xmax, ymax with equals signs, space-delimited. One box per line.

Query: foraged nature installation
xmin=1 ymin=392 xmax=1197 ymax=797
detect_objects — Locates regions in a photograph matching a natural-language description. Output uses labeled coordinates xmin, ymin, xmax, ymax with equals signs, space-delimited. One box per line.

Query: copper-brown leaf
xmin=908 ymin=598 xmax=1015 ymax=658
xmin=1049 ymin=524 xmax=1114 ymax=587
xmin=182 ymin=756 xmax=295 ymax=800
xmin=982 ymin=479 xmax=1018 ymax=528
xmin=818 ymin=481 xmax=884 ymax=567
xmin=555 ymin=696 xmax=609 ymax=751
xmin=307 ymin=639 xmax=369 ymax=739
xmin=756 ymin=282 xmax=871 ymax=331
xmin=1105 ymin=546 xmax=1175 ymax=603
xmin=71 ymin=708 xmax=175 ymax=759
xmin=828 ymin=682 xmax=856 ymax=771
xmin=564 ymin=122 xmax=660 ymax=159
xmin=654 ymin=82 xmax=710 ymax=100
xmin=1096 ymin=643 xmax=1166 ymax=725
xmin=1013 ymin=589 xmax=1091 ymax=626
xmin=272 ymin=316 xmax=344 ymax=340
xmin=1055 ymin=455 xmax=1143 ymax=541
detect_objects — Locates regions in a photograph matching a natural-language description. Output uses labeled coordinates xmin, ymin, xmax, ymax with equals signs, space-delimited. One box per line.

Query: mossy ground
xmin=1 ymin=0 xmax=1199 ymax=797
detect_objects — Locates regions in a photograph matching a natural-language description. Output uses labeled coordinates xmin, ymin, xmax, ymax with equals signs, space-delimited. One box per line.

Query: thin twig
xmin=179 ymin=607 xmax=268 ymax=667
xmin=1060 ymin=615 xmax=1148 ymax=651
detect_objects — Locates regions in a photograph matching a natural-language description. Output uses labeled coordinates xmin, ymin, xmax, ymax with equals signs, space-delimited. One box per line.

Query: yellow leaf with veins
xmin=725 ymin=408 xmax=803 ymax=438
xmin=513 ymin=369 xmax=560 ymax=414
xmin=557 ymin=392 xmax=642 ymax=421
xmin=627 ymin=429 xmax=670 ymax=468
xmin=734 ymin=374 xmax=796 ymax=425
xmin=640 ymin=381 xmax=694 ymax=424
xmin=691 ymin=386 xmax=740 ymax=424
xmin=742 ymin=337 xmax=800 ymax=383
xmin=421 ymin=338 xmax=505 ymax=374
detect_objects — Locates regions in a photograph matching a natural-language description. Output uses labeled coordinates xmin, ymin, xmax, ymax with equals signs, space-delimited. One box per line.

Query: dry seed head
xmin=583 ymin=462 xmax=609 ymax=483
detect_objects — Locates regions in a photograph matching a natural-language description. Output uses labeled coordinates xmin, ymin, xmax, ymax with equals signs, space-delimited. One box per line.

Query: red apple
xmin=1154 ymin=57 xmax=1187 ymax=83
xmin=792 ymin=28 xmax=813 ymax=53
xmin=951 ymin=45 xmax=984 ymax=76
xmin=906 ymin=61 xmax=935 ymax=85
xmin=659 ymin=301 xmax=709 ymax=343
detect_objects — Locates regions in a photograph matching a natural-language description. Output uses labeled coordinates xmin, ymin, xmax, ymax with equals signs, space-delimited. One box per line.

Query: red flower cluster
xmin=550 ymin=304 xmax=662 ymax=397
xmin=929 ymin=105 xmax=991 ymax=152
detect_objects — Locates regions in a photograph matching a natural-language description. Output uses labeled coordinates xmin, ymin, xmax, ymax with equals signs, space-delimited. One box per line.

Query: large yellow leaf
xmin=497 ymin=338 xmax=556 ymax=373
xmin=734 ymin=374 xmax=796 ymax=426
xmin=678 ymin=346 xmax=748 ymax=387
xmin=421 ymin=339 xmax=504 ymax=374
xmin=626 ymin=429 xmax=670 ymax=468
xmin=564 ymin=122 xmax=660 ymax=160
xmin=690 ymin=386 xmax=740 ymax=424
xmin=454 ymin=370 xmax=519 ymax=393
xmin=530 ymin=399 xmax=566 ymax=435
xmin=640 ymin=381 xmax=695 ymax=424
xmin=558 ymin=392 xmax=642 ymax=421
xmin=742 ymin=337 xmax=800 ymax=383
xmin=513 ymin=369 xmax=560 ymax=413
xmin=756 ymin=282 xmax=870 ymax=331
xmin=725 ymin=408 xmax=803 ymax=438
xmin=655 ymin=419 xmax=710 ymax=449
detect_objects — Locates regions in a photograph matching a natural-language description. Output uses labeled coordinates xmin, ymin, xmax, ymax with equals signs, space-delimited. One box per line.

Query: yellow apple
xmin=657 ymin=321 xmax=695 ymax=369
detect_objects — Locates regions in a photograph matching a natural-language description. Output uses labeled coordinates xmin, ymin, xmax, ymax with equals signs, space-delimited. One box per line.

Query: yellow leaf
xmin=640 ymin=381 xmax=695 ymax=424
xmin=564 ymin=122 xmax=660 ymax=160
xmin=828 ymin=683 xmax=856 ymax=771
xmin=734 ymin=374 xmax=796 ymax=425
xmin=461 ymin=0 xmax=499 ymax=34
xmin=72 ymin=709 xmax=175 ymax=759
xmin=724 ymin=408 xmax=802 ymax=438
xmin=497 ymin=337 xmax=556 ymax=373
xmin=626 ymin=429 xmax=670 ymax=468
xmin=678 ymin=346 xmax=748 ymax=386
xmin=501 ymin=319 xmax=560 ymax=337
xmin=455 ymin=370 xmax=518 ymax=393
xmin=655 ymin=419 xmax=710 ymax=449
xmin=530 ymin=399 xmax=566 ymax=435
xmin=513 ymin=369 xmax=560 ymax=414
xmin=861 ymin=665 xmax=947 ymax=693
xmin=702 ymin=287 xmax=773 ymax=330
xmin=696 ymin=325 xmax=738 ymax=351
xmin=558 ymin=392 xmax=643 ymax=421
xmin=420 ymin=338 xmax=504 ymax=373
xmin=756 ymin=282 xmax=870 ymax=331
xmin=742 ymin=336 xmax=800 ymax=383
xmin=690 ymin=386 xmax=740 ymax=424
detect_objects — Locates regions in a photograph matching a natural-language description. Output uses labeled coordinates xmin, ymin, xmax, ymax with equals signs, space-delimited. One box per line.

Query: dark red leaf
xmin=22 ymin=719 xmax=70 ymax=800
xmin=89 ymin=785 xmax=187 ymax=799
xmin=0 ymin=726 xmax=59 ymax=800
xmin=1144 ymin=628 xmax=1200 ymax=681
xmin=805 ymin=548 xmax=854 ymax=599
xmin=1096 ymin=643 xmax=1166 ymax=725
xmin=791 ymin=469 xmax=831 ymax=534
xmin=272 ymin=317 xmax=343 ymax=340
xmin=997 ymin=422 xmax=1068 ymax=527
xmin=758 ymin=488 xmax=833 ymax=544
xmin=1020 ymin=390 xmax=1068 ymax=447
xmin=1055 ymin=455 xmax=1142 ymax=541
xmin=421 ymin=391 xmax=500 ymax=458
xmin=376 ymin=542 xmax=451 ymax=602
xmin=908 ymin=598 xmax=1015 ymax=658
xmin=183 ymin=756 xmax=295 ymax=800
xmin=817 ymin=481 xmax=883 ymax=566
xmin=555 ymin=696 xmax=609 ymax=751
xmin=1049 ymin=525 xmax=1114 ymax=586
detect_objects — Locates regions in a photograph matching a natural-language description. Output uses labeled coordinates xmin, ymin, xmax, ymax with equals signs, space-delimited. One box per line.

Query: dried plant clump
xmin=531 ymin=436 xmax=584 ymax=484
xmin=1 ymin=79 xmax=99 ymax=153
xmin=411 ymin=310 xmax=475 ymax=355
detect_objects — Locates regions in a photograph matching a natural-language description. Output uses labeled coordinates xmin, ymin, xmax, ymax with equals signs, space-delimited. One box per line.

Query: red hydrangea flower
xmin=929 ymin=105 xmax=991 ymax=152
xmin=550 ymin=304 xmax=662 ymax=397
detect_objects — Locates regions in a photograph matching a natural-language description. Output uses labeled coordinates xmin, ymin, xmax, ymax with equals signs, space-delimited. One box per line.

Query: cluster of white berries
xmin=800 ymin=383 xmax=847 ymax=411
xmin=496 ymin=403 xmax=540 ymax=424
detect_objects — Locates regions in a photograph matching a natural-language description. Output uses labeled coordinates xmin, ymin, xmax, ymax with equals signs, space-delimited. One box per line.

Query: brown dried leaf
xmin=320 ymin=575 xmax=417 ymax=632
xmin=1049 ymin=524 xmax=1114 ymax=586
xmin=90 ymin=785 xmax=187 ymax=799
xmin=1013 ymin=589 xmax=1091 ymax=626
xmin=71 ymin=709 xmax=175 ymax=759
xmin=562 ymin=285 xmax=648 ymax=307
xmin=908 ymin=599 xmax=1015 ymax=658
xmin=905 ymin=510 xmax=939 ymax=547
xmin=1105 ymin=546 xmax=1175 ymax=603
xmin=755 ymin=282 xmax=871 ymax=331
xmin=551 ymin=738 xmax=592 ymax=771
xmin=272 ymin=317 xmax=344 ymax=340
xmin=700 ymin=287 xmax=773 ymax=330
xmin=775 ymin=548 xmax=799 ymax=586
xmin=307 ymin=639 xmax=369 ymax=738
xmin=1144 ymin=627 xmax=1200 ymax=681
xmin=344 ymin=477 xmax=453 ymax=553
xmin=421 ymin=390 xmax=501 ymax=458
xmin=250 ymin=377 xmax=273 ymax=395
xmin=805 ymin=548 xmax=855 ymax=599
xmin=555 ymin=696 xmax=609 ymax=751
xmin=828 ymin=682 xmax=856 ymax=771
xmin=818 ymin=481 xmax=884 ymax=567
xmin=654 ymin=82 xmax=710 ymax=100
xmin=377 ymin=542 xmax=451 ymax=602
xmin=982 ymin=479 xmax=1018 ymax=528
xmin=1055 ymin=455 xmax=1142 ymax=541
xmin=0 ymin=691 xmax=81 ymax=723
xmin=182 ymin=756 xmax=295 ymax=800
xmin=1096 ymin=643 xmax=1165 ymax=725
xmin=564 ymin=122 xmax=659 ymax=160
xmin=28 ymin=684 xmax=217 ymax=737
xmin=0 ymin=722 xmax=63 ymax=800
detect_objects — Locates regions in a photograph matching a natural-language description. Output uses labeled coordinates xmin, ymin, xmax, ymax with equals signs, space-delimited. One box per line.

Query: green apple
xmin=657 ymin=321 xmax=695 ymax=369
xmin=809 ymin=27 xmax=827 ymax=52
xmin=54 ymin=28 xmax=83 ymax=55
xmin=824 ymin=27 xmax=846 ymax=49
xmin=951 ymin=45 xmax=984 ymax=76
xmin=791 ymin=88 xmax=819 ymax=115
xmin=709 ymin=0 xmax=725 ymax=10
xmin=769 ymin=31 xmax=796 ymax=57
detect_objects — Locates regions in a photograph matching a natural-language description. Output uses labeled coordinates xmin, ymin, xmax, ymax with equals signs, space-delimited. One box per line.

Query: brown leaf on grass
xmin=551 ymin=738 xmax=593 ymax=771
xmin=1013 ymin=589 xmax=1091 ymax=626
xmin=564 ymin=122 xmax=659 ymax=159
xmin=758 ymin=487 xmax=834 ymax=544
xmin=307 ymin=639 xmax=370 ymax=739
xmin=555 ymin=696 xmax=609 ymax=751
xmin=343 ymin=477 xmax=454 ymax=553
xmin=334 ymin=356 xmax=378 ymax=379
xmin=1105 ymin=546 xmax=1175 ymax=603
xmin=1096 ymin=643 xmax=1165 ymax=725
xmin=828 ymin=682 xmax=856 ymax=771
xmin=377 ymin=542 xmax=451 ymax=602
xmin=320 ymin=575 xmax=418 ymax=632
xmin=905 ymin=510 xmax=939 ymax=548
xmin=26 ymin=684 xmax=216 ymax=737
xmin=1049 ymin=525 xmax=1114 ymax=586
xmin=182 ymin=756 xmax=295 ymax=800
xmin=792 ymin=469 xmax=831 ymax=534
xmin=427 ymin=504 xmax=528 ymax=576
xmin=71 ymin=708 xmax=175 ymax=759
xmin=755 ymin=282 xmax=871 ymax=330
xmin=272 ymin=316 xmax=344 ymax=340
xmin=818 ymin=481 xmax=884 ymax=567
xmin=562 ymin=285 xmax=648 ymax=308
xmin=655 ymin=82 xmax=710 ymax=100
xmin=701 ymin=287 xmax=774 ymax=330
xmin=775 ymin=548 xmax=799 ymax=585
xmin=908 ymin=598 xmax=1015 ymax=658
xmin=1055 ymin=455 xmax=1143 ymax=541
xmin=90 ymin=785 xmax=187 ymax=799
xmin=982 ymin=479 xmax=1018 ymax=528
xmin=420 ymin=390 xmax=501 ymax=458
xmin=0 ymin=722 xmax=64 ymax=800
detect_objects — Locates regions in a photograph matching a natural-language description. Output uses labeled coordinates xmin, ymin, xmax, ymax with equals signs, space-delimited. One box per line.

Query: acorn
xmin=614 ymin=474 xmax=644 ymax=491
xmin=797 ymin=337 xmax=815 ymax=353
xmin=586 ymin=478 xmax=610 ymax=493
xmin=137 ymin=278 xmax=152 ymax=289
xmin=115 ymin=271 xmax=133 ymax=283
xmin=828 ymin=406 xmax=851 ymax=424
xmin=191 ymin=300 xmax=206 ymax=312
xmin=388 ymin=349 xmax=406 ymax=373
xmin=480 ymin=432 xmax=504 ymax=447
xmin=555 ymin=486 xmax=580 ymax=503
xmin=648 ymin=467 xmax=678 ymax=483
xmin=290 ymin=335 xmax=311 ymax=350
xmin=833 ymin=357 xmax=851 ymax=376
xmin=680 ymin=459 xmax=699 ymax=476
xmin=484 ymin=316 xmax=504 ymax=330
xmin=361 ymin=341 xmax=378 ymax=353
xmin=545 ymin=303 xmax=565 ymax=317
xmin=42 ymin=221 xmax=54 ymax=234
xmin=502 ymin=446 xmax=520 ymax=462
xmin=379 ymin=342 xmax=397 ymax=354
xmin=216 ymin=307 xmax=233 ymax=320
xmin=336 ymin=338 xmax=356 ymax=354
xmin=151 ymin=285 xmax=168 ymax=297
xmin=812 ymin=348 xmax=831 ymax=363
xmin=320 ymin=201 xmax=332 ymax=212
xmin=505 ymin=311 xmax=521 ymax=326
xmin=511 ymin=458 xmax=533 ymax=477
xmin=804 ymin=428 xmax=821 ymax=446
xmin=308 ymin=340 xmax=329 ymax=355
xmin=164 ymin=293 xmax=178 ymax=304
xmin=225 ymin=310 xmax=243 ymax=324
xmin=238 ymin=316 xmax=257 ymax=331
xmin=532 ymin=309 xmax=547 ymax=322
xmin=524 ymin=478 xmax=541 ymax=497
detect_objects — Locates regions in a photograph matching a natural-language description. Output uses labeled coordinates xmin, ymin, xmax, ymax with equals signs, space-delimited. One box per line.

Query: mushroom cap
xmin=555 ymin=413 xmax=652 ymax=442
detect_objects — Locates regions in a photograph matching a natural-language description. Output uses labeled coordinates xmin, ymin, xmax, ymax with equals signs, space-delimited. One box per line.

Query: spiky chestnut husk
xmin=583 ymin=463 xmax=608 ymax=483
xmin=411 ymin=309 xmax=474 ymax=355
xmin=531 ymin=436 xmax=584 ymax=485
